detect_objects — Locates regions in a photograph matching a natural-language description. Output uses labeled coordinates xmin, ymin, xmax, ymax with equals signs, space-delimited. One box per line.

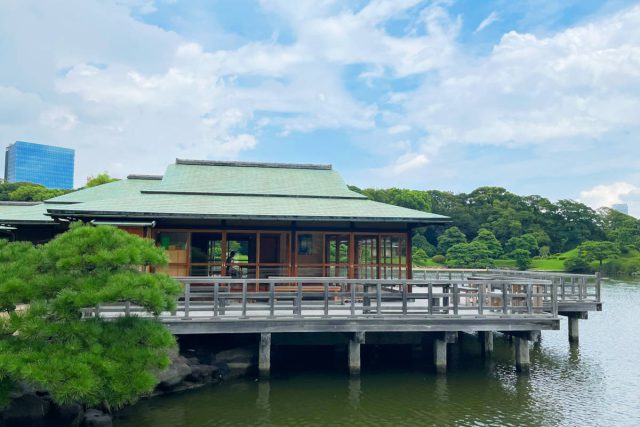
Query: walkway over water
xmin=89 ymin=269 xmax=601 ymax=334
xmin=88 ymin=269 xmax=601 ymax=374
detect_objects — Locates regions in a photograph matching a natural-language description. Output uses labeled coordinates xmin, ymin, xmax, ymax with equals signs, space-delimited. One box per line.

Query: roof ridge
xmin=0 ymin=201 xmax=42 ymax=206
xmin=127 ymin=174 xmax=163 ymax=180
xmin=140 ymin=189 xmax=367 ymax=199
xmin=175 ymin=159 xmax=332 ymax=170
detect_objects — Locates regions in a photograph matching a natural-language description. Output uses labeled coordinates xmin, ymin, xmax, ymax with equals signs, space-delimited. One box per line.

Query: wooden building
xmin=0 ymin=159 xmax=448 ymax=281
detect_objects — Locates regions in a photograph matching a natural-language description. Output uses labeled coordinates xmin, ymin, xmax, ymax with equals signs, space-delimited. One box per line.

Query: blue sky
xmin=1 ymin=0 xmax=640 ymax=214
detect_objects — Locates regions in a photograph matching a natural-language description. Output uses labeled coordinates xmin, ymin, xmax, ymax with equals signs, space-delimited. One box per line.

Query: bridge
xmin=88 ymin=269 xmax=601 ymax=376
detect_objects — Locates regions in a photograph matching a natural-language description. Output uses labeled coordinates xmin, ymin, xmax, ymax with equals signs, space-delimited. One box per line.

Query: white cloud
xmin=580 ymin=182 xmax=638 ymax=210
xmin=475 ymin=11 xmax=499 ymax=33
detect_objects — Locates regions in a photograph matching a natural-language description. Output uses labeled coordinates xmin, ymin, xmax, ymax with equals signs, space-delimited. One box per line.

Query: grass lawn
xmin=530 ymin=258 xmax=566 ymax=271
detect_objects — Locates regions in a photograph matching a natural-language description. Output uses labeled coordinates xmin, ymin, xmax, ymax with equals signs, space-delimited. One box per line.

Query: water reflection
xmin=115 ymin=281 xmax=640 ymax=427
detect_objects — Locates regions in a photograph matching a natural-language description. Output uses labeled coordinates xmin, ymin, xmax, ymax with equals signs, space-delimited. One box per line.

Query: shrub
xmin=564 ymin=256 xmax=593 ymax=273
xmin=431 ymin=255 xmax=446 ymax=264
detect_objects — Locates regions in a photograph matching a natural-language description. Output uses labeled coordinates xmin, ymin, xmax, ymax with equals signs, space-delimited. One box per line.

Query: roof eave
xmin=46 ymin=210 xmax=450 ymax=224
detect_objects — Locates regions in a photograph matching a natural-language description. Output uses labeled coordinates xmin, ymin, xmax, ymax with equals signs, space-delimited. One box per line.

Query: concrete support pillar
xmin=514 ymin=336 xmax=530 ymax=373
xmin=479 ymin=331 xmax=494 ymax=355
xmin=568 ymin=316 xmax=580 ymax=344
xmin=434 ymin=338 xmax=447 ymax=374
xmin=349 ymin=332 xmax=365 ymax=376
xmin=259 ymin=332 xmax=271 ymax=378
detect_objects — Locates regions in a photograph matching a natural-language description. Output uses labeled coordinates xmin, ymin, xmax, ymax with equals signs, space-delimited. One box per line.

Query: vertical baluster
xmin=350 ymin=282 xmax=356 ymax=316
xmin=269 ymin=282 xmax=275 ymax=318
xmin=213 ymin=282 xmax=219 ymax=318
xmin=428 ymin=282 xmax=433 ymax=315
xmin=376 ymin=283 xmax=382 ymax=315
xmin=323 ymin=281 xmax=329 ymax=316
xmin=596 ymin=272 xmax=601 ymax=302
xmin=478 ymin=282 xmax=484 ymax=315
xmin=241 ymin=280 xmax=247 ymax=318
xmin=526 ymin=283 xmax=533 ymax=314
xmin=453 ymin=283 xmax=459 ymax=315
xmin=183 ymin=282 xmax=191 ymax=320
xmin=579 ymin=277 xmax=585 ymax=301
xmin=296 ymin=280 xmax=303 ymax=316
xmin=560 ymin=277 xmax=565 ymax=301
xmin=502 ymin=283 xmax=508 ymax=314
xmin=551 ymin=281 xmax=558 ymax=316
xmin=402 ymin=281 xmax=408 ymax=315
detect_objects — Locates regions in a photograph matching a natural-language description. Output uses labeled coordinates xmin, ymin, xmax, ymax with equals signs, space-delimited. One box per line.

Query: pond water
xmin=115 ymin=280 xmax=640 ymax=427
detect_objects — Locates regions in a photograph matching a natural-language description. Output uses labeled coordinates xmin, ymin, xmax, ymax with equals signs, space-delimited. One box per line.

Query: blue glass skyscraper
xmin=4 ymin=141 xmax=75 ymax=189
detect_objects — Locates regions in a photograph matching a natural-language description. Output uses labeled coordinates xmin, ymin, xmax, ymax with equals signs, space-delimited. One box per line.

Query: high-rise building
xmin=4 ymin=141 xmax=75 ymax=189
xmin=612 ymin=203 xmax=629 ymax=215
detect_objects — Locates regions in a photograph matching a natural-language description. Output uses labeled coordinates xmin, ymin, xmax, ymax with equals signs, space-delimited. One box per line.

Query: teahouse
xmin=1 ymin=159 xmax=448 ymax=281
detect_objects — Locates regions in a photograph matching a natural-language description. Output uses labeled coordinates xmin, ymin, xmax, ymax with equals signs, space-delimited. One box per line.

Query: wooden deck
xmin=89 ymin=274 xmax=564 ymax=334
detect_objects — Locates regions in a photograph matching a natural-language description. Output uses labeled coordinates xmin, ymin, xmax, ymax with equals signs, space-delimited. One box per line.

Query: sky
xmin=1 ymin=0 xmax=639 ymax=215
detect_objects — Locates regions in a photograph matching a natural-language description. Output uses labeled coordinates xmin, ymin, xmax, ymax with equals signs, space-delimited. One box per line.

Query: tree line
xmin=350 ymin=186 xmax=640 ymax=273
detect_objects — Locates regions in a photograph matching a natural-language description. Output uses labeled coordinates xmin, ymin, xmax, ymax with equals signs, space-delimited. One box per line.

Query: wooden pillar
xmin=515 ymin=336 xmax=530 ymax=373
xmin=434 ymin=337 xmax=447 ymax=374
xmin=349 ymin=332 xmax=365 ymax=376
xmin=479 ymin=331 xmax=494 ymax=354
xmin=259 ymin=332 xmax=271 ymax=378
xmin=568 ymin=315 xmax=580 ymax=344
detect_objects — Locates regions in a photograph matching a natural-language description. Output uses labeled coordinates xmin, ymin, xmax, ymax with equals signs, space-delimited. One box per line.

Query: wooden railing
xmin=413 ymin=269 xmax=601 ymax=304
xmin=87 ymin=276 xmax=557 ymax=320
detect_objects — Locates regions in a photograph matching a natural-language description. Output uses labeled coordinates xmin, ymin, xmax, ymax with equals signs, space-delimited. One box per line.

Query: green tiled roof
xmin=2 ymin=160 xmax=450 ymax=225
xmin=46 ymin=193 xmax=448 ymax=223
xmin=0 ymin=203 xmax=55 ymax=224
xmin=142 ymin=160 xmax=366 ymax=199
xmin=0 ymin=177 xmax=161 ymax=225
xmin=46 ymin=176 xmax=162 ymax=204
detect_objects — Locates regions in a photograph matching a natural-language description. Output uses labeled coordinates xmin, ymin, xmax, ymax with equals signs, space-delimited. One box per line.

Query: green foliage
xmin=437 ymin=226 xmax=467 ymax=254
xmin=86 ymin=172 xmax=119 ymax=188
xmin=577 ymin=240 xmax=620 ymax=269
xmin=446 ymin=241 xmax=495 ymax=268
xmin=564 ymin=255 xmax=593 ymax=273
xmin=472 ymin=228 xmax=502 ymax=258
xmin=7 ymin=184 xmax=71 ymax=201
xmin=411 ymin=248 xmax=429 ymax=266
xmin=349 ymin=187 xmax=432 ymax=212
xmin=431 ymin=255 xmax=446 ymax=264
xmin=412 ymin=233 xmax=436 ymax=257
xmin=511 ymin=249 xmax=532 ymax=270
xmin=0 ymin=223 xmax=182 ymax=410
xmin=358 ymin=185 xmax=607 ymax=254
xmin=505 ymin=233 xmax=539 ymax=256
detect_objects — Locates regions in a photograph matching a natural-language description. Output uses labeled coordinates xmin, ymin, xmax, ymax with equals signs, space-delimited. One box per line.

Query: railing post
xmin=376 ymin=283 xmax=382 ymax=315
xmin=183 ymin=283 xmax=191 ymax=320
xmin=124 ymin=301 xmax=131 ymax=316
xmin=241 ymin=280 xmax=248 ymax=318
xmin=296 ymin=280 xmax=303 ymax=316
xmin=595 ymin=272 xmax=601 ymax=302
xmin=350 ymin=282 xmax=356 ymax=317
xmin=94 ymin=304 xmax=100 ymax=318
xmin=428 ymin=282 xmax=433 ymax=315
xmin=526 ymin=283 xmax=533 ymax=314
xmin=323 ymin=281 xmax=329 ymax=317
xmin=453 ymin=283 xmax=459 ymax=315
xmin=478 ymin=282 xmax=484 ymax=315
xmin=269 ymin=282 xmax=275 ymax=318
xmin=502 ymin=283 xmax=508 ymax=314
xmin=560 ymin=277 xmax=565 ymax=301
xmin=213 ymin=282 xmax=219 ymax=318
xmin=551 ymin=281 xmax=558 ymax=316
xmin=363 ymin=284 xmax=371 ymax=314
xmin=579 ymin=277 xmax=585 ymax=301
xmin=402 ymin=281 xmax=408 ymax=315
